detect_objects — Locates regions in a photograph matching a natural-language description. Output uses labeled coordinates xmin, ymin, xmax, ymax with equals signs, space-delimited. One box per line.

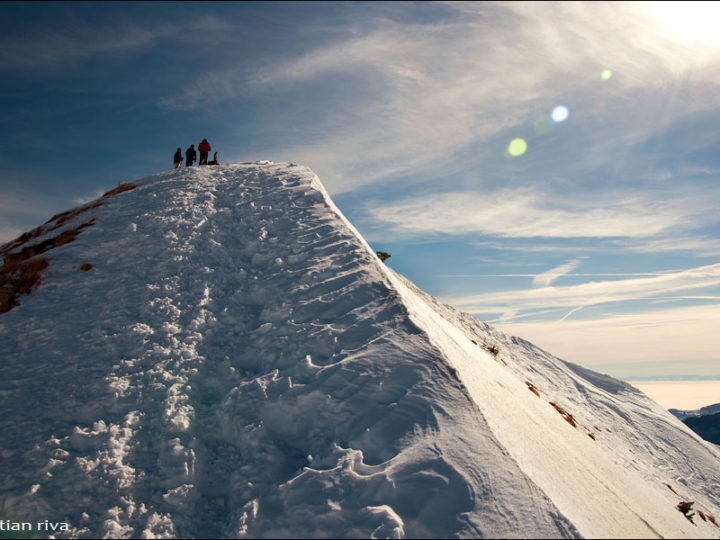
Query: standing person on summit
xmin=185 ymin=144 xmax=196 ymax=167
xmin=173 ymin=147 xmax=183 ymax=169
xmin=198 ymin=138 xmax=211 ymax=165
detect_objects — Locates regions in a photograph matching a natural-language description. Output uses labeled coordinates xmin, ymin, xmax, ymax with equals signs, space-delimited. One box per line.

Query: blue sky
xmin=2 ymin=1 xmax=719 ymax=382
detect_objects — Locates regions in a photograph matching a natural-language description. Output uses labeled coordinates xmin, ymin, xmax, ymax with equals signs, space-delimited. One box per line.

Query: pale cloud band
xmin=533 ymin=259 xmax=583 ymax=287
xmin=367 ymin=189 xmax=698 ymax=239
xmin=496 ymin=304 xmax=720 ymax=378
xmin=443 ymin=262 xmax=720 ymax=320
xmin=0 ymin=17 xmax=226 ymax=72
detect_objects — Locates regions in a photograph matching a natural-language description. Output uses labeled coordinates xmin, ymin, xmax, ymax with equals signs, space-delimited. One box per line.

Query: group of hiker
xmin=174 ymin=139 xmax=218 ymax=168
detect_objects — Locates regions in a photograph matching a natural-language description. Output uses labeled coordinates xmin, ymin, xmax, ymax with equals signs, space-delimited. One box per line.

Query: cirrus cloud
xmin=533 ymin=258 xmax=584 ymax=287
xmin=443 ymin=262 xmax=720 ymax=320
xmin=367 ymin=189 xmax=697 ymax=239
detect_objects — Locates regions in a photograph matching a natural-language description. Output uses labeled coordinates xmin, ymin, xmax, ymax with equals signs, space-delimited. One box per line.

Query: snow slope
xmin=1 ymin=162 xmax=719 ymax=539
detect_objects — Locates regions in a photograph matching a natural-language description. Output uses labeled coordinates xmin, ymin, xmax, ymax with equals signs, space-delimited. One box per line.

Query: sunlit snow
xmin=1 ymin=162 xmax=718 ymax=538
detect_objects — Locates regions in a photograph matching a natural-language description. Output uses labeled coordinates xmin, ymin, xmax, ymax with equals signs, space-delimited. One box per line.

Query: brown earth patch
xmin=549 ymin=401 xmax=577 ymax=428
xmin=101 ymin=182 xmax=136 ymax=198
xmin=0 ymin=221 xmax=95 ymax=314
xmin=0 ymin=256 xmax=50 ymax=313
xmin=0 ymin=181 xmax=135 ymax=314
xmin=525 ymin=381 xmax=541 ymax=398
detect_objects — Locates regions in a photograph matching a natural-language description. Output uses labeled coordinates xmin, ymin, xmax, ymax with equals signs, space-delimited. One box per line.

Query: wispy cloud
xmin=614 ymin=235 xmax=720 ymax=257
xmin=0 ymin=226 xmax=24 ymax=245
xmin=495 ymin=304 xmax=720 ymax=376
xmin=157 ymin=2 xmax=720 ymax=193
xmin=441 ymin=272 xmax=675 ymax=279
xmin=295 ymin=2 xmax=720 ymax=191
xmin=157 ymin=67 xmax=248 ymax=110
xmin=73 ymin=190 xmax=108 ymax=206
xmin=443 ymin=262 xmax=720 ymax=320
xmin=366 ymin=188 xmax=698 ymax=239
xmin=0 ymin=17 xmax=226 ymax=72
xmin=533 ymin=258 xmax=583 ymax=287
xmin=0 ymin=188 xmax=70 ymax=244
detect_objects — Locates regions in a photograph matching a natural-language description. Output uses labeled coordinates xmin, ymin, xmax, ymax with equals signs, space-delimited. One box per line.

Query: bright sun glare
xmin=643 ymin=1 xmax=720 ymax=47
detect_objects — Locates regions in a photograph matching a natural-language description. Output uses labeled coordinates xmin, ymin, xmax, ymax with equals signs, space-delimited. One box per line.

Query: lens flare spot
xmin=601 ymin=69 xmax=613 ymax=80
xmin=551 ymin=105 xmax=569 ymax=123
xmin=508 ymin=138 xmax=527 ymax=157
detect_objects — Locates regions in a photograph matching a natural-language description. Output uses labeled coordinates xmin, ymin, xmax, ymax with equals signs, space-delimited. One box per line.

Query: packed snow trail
xmin=0 ymin=162 xmax=719 ymax=539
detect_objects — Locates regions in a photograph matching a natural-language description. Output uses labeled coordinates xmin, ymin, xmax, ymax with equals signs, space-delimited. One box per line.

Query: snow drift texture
xmin=1 ymin=162 xmax=719 ymax=539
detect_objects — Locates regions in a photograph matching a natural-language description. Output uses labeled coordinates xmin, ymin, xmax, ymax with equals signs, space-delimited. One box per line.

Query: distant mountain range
xmin=671 ymin=404 xmax=720 ymax=446
xmin=670 ymin=402 xmax=720 ymax=420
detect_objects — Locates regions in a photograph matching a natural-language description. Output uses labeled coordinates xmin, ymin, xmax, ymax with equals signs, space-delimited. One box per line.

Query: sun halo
xmin=642 ymin=1 xmax=720 ymax=48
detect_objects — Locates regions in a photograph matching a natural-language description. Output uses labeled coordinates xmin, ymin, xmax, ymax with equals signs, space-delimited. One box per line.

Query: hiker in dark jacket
xmin=173 ymin=148 xmax=183 ymax=169
xmin=185 ymin=144 xmax=196 ymax=167
xmin=198 ymin=139 xmax=211 ymax=165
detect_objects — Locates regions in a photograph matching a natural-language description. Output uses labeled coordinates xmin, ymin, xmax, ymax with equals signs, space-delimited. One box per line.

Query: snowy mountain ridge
xmin=672 ymin=402 xmax=720 ymax=421
xmin=1 ymin=162 xmax=719 ymax=539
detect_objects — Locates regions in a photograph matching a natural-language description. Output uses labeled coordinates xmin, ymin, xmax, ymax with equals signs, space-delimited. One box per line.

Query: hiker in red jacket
xmin=198 ymin=139 xmax=211 ymax=165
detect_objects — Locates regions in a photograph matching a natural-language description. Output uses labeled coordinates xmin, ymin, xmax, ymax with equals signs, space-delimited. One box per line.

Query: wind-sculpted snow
xmin=1 ymin=162 xmax=719 ymax=539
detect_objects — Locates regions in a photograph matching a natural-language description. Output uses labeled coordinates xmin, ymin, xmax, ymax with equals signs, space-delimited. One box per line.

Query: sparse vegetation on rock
xmin=549 ymin=401 xmax=577 ymax=428
xmin=0 ymin=182 xmax=135 ymax=314
xmin=525 ymin=381 xmax=540 ymax=397
xmin=677 ymin=501 xmax=696 ymax=524
xmin=376 ymin=251 xmax=391 ymax=263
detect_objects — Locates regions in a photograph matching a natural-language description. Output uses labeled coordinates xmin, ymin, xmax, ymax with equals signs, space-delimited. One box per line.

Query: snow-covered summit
xmin=1 ymin=162 xmax=719 ymax=538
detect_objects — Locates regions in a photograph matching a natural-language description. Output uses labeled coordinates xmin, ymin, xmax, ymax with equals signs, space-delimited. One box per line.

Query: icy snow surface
xmin=1 ymin=162 xmax=719 ymax=538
